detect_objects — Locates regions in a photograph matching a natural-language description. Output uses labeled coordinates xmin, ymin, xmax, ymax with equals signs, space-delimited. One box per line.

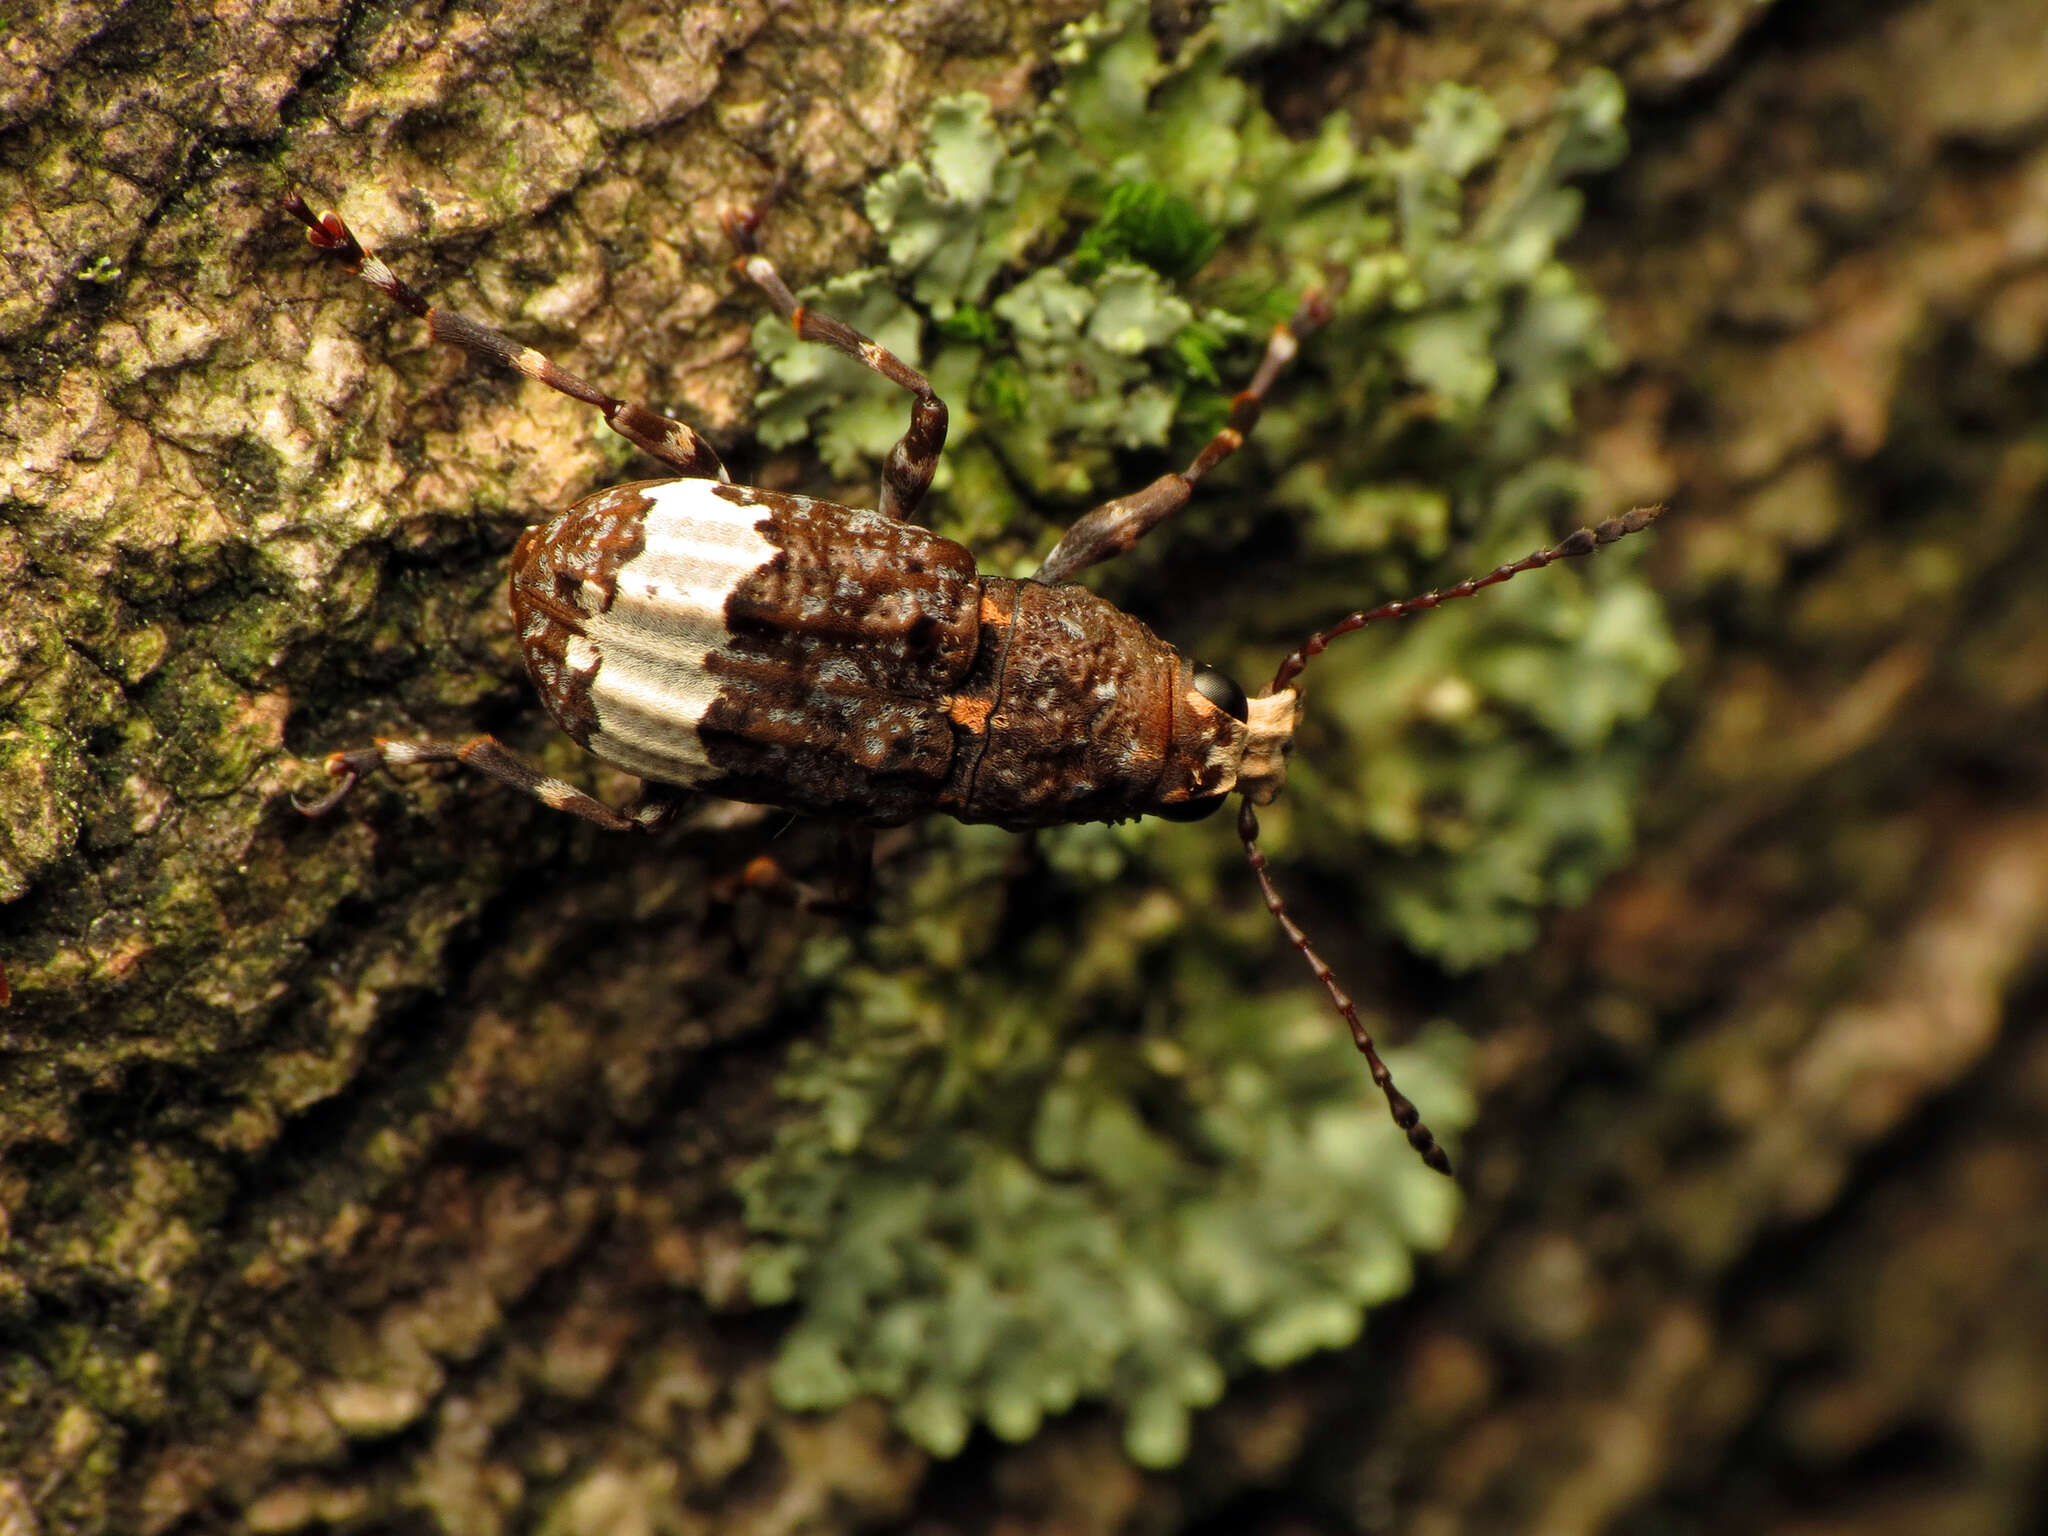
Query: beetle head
xmin=1152 ymin=664 xmax=1299 ymax=822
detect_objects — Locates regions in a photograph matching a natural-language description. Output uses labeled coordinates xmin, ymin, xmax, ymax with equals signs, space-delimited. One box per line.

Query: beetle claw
xmin=292 ymin=773 xmax=357 ymax=818
xmin=292 ymin=752 xmax=369 ymax=817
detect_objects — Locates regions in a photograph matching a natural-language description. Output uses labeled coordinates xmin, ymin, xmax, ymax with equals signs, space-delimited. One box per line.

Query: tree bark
xmin=3 ymin=1 xmax=2046 ymax=1534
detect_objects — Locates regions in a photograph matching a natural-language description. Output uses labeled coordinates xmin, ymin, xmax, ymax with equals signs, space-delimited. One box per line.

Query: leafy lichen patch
xmin=735 ymin=0 xmax=1675 ymax=1462
xmin=742 ymin=821 xmax=1474 ymax=1465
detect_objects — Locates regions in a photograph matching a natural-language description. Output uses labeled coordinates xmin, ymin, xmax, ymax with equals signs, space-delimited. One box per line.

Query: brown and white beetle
xmin=286 ymin=193 xmax=1659 ymax=1175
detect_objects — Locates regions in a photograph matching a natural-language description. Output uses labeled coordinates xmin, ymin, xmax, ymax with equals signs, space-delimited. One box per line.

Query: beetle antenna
xmin=1236 ymin=801 xmax=1453 ymax=1176
xmin=1268 ymin=505 xmax=1663 ymax=695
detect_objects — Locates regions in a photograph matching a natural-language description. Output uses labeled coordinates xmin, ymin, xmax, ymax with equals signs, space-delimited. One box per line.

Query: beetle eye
xmin=1154 ymin=792 xmax=1227 ymax=822
xmin=1191 ymin=663 xmax=1248 ymax=722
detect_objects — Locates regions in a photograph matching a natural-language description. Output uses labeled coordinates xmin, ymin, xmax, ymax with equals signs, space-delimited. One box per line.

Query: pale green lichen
xmin=739 ymin=0 xmax=1676 ymax=1466
xmin=742 ymin=818 xmax=1473 ymax=1467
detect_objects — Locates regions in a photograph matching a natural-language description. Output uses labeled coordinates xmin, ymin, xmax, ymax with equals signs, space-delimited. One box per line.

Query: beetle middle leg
xmin=295 ymin=736 xmax=684 ymax=833
xmin=1034 ymin=290 xmax=1333 ymax=583
xmin=718 ymin=823 xmax=877 ymax=916
xmin=722 ymin=207 xmax=948 ymax=523
xmin=284 ymin=194 xmax=728 ymax=480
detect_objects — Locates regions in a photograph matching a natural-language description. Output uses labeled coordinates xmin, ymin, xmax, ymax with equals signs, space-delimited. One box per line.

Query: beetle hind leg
xmin=722 ymin=207 xmax=948 ymax=523
xmin=284 ymin=194 xmax=727 ymax=481
xmin=294 ymin=735 xmax=682 ymax=833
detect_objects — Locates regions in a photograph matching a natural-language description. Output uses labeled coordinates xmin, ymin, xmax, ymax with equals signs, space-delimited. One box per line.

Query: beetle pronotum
xmin=286 ymin=192 xmax=1659 ymax=1175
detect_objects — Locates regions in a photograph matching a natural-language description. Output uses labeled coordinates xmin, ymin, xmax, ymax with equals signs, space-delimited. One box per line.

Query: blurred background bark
xmin=2 ymin=1 xmax=2044 ymax=1533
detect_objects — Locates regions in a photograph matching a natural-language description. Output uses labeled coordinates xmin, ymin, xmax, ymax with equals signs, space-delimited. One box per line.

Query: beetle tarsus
xmin=284 ymin=193 xmax=363 ymax=266
xmin=292 ymin=757 xmax=364 ymax=818
xmin=293 ymin=734 xmax=656 ymax=833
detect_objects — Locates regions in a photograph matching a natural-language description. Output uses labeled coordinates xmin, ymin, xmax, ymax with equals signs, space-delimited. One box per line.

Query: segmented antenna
xmin=1269 ymin=505 xmax=1663 ymax=695
xmin=1237 ymin=801 xmax=1452 ymax=1174
xmin=1247 ymin=504 xmax=1664 ymax=1175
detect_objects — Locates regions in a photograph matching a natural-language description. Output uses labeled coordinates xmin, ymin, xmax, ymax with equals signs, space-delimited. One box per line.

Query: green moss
xmin=738 ymin=0 xmax=1674 ymax=1465
xmin=0 ymin=722 xmax=90 ymax=903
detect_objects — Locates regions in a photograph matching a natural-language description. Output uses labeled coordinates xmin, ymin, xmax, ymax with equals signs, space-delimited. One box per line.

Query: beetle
xmin=285 ymin=192 xmax=1660 ymax=1175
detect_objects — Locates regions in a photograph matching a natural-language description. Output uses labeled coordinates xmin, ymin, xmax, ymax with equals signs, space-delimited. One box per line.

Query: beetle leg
xmin=720 ymin=826 xmax=874 ymax=917
xmin=293 ymin=736 xmax=678 ymax=833
xmin=718 ymin=855 xmax=812 ymax=910
xmin=827 ymin=823 xmax=876 ymax=911
xmin=285 ymin=194 xmax=728 ymax=480
xmin=721 ymin=207 xmax=948 ymax=523
xmin=1033 ymin=290 xmax=1333 ymax=584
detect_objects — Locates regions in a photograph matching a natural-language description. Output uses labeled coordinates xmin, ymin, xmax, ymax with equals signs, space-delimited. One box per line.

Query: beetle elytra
xmin=286 ymin=192 xmax=1660 ymax=1175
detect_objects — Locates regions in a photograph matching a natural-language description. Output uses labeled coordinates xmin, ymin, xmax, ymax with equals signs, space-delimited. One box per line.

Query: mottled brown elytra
xmin=286 ymin=191 xmax=1661 ymax=1175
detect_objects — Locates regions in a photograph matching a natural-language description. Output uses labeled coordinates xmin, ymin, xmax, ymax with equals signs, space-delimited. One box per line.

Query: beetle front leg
xmin=1034 ymin=290 xmax=1332 ymax=583
xmin=295 ymin=736 xmax=681 ymax=833
xmin=722 ymin=208 xmax=948 ymax=523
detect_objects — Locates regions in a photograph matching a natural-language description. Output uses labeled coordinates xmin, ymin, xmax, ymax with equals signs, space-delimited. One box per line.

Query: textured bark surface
xmin=3 ymin=2 xmax=2046 ymax=1534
